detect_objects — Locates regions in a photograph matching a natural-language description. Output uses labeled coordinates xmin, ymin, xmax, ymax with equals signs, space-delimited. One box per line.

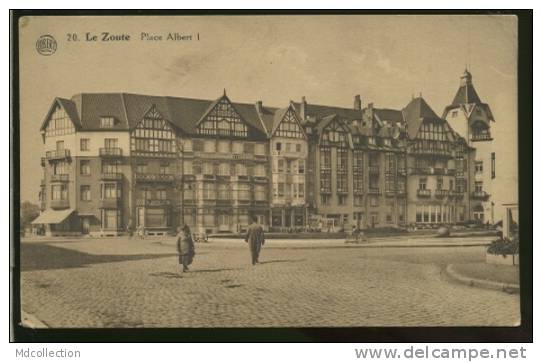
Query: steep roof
xmin=373 ymin=108 xmax=404 ymax=125
xmin=402 ymin=96 xmax=441 ymax=139
xmin=451 ymin=83 xmax=482 ymax=106
xmin=292 ymin=102 xmax=363 ymax=121
xmin=43 ymin=92 xmax=269 ymax=137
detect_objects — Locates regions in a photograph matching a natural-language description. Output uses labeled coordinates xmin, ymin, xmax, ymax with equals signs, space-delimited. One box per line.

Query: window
xmin=276 ymin=142 xmax=282 ymax=151
xmin=320 ymin=195 xmax=330 ymax=206
xmin=298 ymin=183 xmax=304 ymax=198
xmin=475 ymin=181 xmax=483 ymax=193
xmin=182 ymin=139 xmax=192 ymax=152
xmin=449 ymin=179 xmax=454 ymax=191
xmin=53 ymin=161 xmax=69 ymax=175
xmin=419 ymin=178 xmax=427 ymax=190
xmin=277 ymin=159 xmax=285 ymax=173
xmin=254 ymin=185 xmax=267 ymax=201
xmin=80 ymin=160 xmax=91 ymax=175
xmin=232 ymin=142 xmax=243 ymax=154
xmin=451 ymin=110 xmax=458 ymax=118
xmin=491 ymin=152 xmax=496 ymax=179
xmin=218 ymin=141 xmax=229 ymax=154
xmin=337 ymin=148 xmax=348 ymax=193
xmin=338 ymin=195 xmax=347 ymax=205
xmin=286 ymin=143 xmax=292 ymax=152
xmin=101 ymin=209 xmax=119 ymax=229
xmin=204 ymin=140 xmax=216 ymax=153
xmin=278 ymin=182 xmax=285 ymax=197
xmin=298 ymin=159 xmax=305 ymax=174
xmin=80 ymin=138 xmax=90 ymax=151
xmin=219 ymin=163 xmax=230 ymax=176
xmin=101 ymin=183 xmax=120 ymax=199
xmin=105 ymin=138 xmax=118 ymax=149
xmin=156 ymin=189 xmax=167 ymax=200
xmin=159 ymin=163 xmax=171 ymax=175
xmin=370 ymin=197 xmax=379 ymax=207
xmin=102 ymin=161 xmax=119 ymax=174
xmin=56 ymin=140 xmax=64 ymax=151
xmin=296 ymin=143 xmax=302 ymax=153
xmin=437 ymin=177 xmax=443 ymax=190
xmin=235 ymin=164 xmax=247 ymax=176
xmin=475 ymin=161 xmax=483 ymax=173
xmin=100 ymin=117 xmax=115 ymax=128
xmin=136 ymin=163 xmax=147 ymax=173
xmin=51 ymin=184 xmax=68 ymax=200
xmin=254 ymin=164 xmax=266 ymax=177
xmin=203 ymin=183 xmax=216 ymax=199
xmin=81 ymin=185 xmax=90 ymax=201
xmin=142 ymin=189 xmax=152 ymax=200
xmin=238 ymin=184 xmax=250 ymax=200
xmin=183 ymin=160 xmax=193 ymax=174
xmin=203 ymin=162 xmax=214 ymax=175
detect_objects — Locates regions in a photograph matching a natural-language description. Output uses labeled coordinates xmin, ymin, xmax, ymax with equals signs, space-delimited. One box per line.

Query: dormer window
xmin=100 ymin=116 xmax=115 ymax=128
xmin=451 ymin=111 xmax=458 ymax=118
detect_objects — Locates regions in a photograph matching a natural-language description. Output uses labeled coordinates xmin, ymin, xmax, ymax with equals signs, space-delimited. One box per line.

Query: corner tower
xmin=443 ymin=70 xmax=496 ymax=224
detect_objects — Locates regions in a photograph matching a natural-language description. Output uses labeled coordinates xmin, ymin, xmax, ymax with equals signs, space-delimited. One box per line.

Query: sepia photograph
xmin=11 ymin=12 xmax=529 ymax=339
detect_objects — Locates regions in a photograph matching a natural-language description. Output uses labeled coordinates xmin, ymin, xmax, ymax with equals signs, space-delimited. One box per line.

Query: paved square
xmin=20 ymin=237 xmax=520 ymax=327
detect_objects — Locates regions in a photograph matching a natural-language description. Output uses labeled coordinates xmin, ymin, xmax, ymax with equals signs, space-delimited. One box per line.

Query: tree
xmin=20 ymin=201 xmax=40 ymax=231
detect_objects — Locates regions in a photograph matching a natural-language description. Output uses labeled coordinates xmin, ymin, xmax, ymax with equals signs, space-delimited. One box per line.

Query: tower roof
xmin=402 ymin=96 xmax=442 ymax=139
xmin=450 ymin=69 xmax=482 ymax=105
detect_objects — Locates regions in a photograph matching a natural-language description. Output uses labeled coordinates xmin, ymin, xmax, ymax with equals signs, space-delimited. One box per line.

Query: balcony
xmin=471 ymin=191 xmax=490 ymax=200
xmin=368 ymin=188 xmax=381 ymax=195
xmin=447 ymin=169 xmax=456 ymax=176
xmin=136 ymin=199 xmax=172 ymax=207
xmin=135 ymin=173 xmax=176 ymax=183
xmin=99 ymin=147 xmax=123 ymax=157
xmin=50 ymin=199 xmax=69 ymax=210
xmin=409 ymin=167 xmax=432 ymax=175
xmin=252 ymin=176 xmax=268 ymax=183
xmin=50 ymin=174 xmax=69 ymax=183
xmin=100 ymin=172 xmax=123 ymax=181
xmin=471 ymin=133 xmax=493 ymax=142
xmin=46 ymin=149 xmax=71 ymax=161
xmin=417 ymin=189 xmax=431 ymax=198
xmin=397 ymin=168 xmax=407 ymax=176
xmin=450 ymin=190 xmax=465 ymax=199
xmin=433 ymin=168 xmax=446 ymax=175
xmin=99 ymin=198 xmax=121 ymax=209
xmin=368 ymin=166 xmax=380 ymax=175
xmin=435 ymin=189 xmax=449 ymax=198
xmin=396 ymin=189 xmax=406 ymax=197
xmin=385 ymin=189 xmax=396 ymax=197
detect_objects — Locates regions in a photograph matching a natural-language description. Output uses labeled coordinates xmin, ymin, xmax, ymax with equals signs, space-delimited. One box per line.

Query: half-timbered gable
xmin=196 ymin=96 xmax=248 ymax=138
xmin=130 ymin=105 xmax=177 ymax=158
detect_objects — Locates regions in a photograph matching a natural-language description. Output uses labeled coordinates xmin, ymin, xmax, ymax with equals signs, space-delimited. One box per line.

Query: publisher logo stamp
xmin=36 ymin=35 xmax=57 ymax=56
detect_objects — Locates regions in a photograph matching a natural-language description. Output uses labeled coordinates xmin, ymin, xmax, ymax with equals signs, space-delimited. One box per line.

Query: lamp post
xmin=178 ymin=138 xmax=184 ymax=229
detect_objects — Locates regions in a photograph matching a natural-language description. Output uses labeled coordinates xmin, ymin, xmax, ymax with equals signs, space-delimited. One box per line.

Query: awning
xmin=31 ymin=209 xmax=75 ymax=224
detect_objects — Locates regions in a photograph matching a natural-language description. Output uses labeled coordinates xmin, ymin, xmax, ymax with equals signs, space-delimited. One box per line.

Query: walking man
xmin=245 ymin=215 xmax=265 ymax=265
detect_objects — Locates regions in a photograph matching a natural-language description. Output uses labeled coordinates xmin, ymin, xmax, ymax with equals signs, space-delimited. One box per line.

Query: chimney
xmin=255 ymin=100 xmax=263 ymax=113
xmin=300 ymin=96 xmax=307 ymax=120
xmin=354 ymin=94 xmax=362 ymax=110
xmin=368 ymin=102 xmax=374 ymax=117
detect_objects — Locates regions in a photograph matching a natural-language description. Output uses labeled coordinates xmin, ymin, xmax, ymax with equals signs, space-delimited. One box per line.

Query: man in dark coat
xmin=177 ymin=224 xmax=195 ymax=272
xmin=245 ymin=215 xmax=265 ymax=265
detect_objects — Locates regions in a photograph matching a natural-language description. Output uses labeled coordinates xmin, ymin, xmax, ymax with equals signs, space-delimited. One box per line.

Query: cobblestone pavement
xmin=20 ymin=237 xmax=520 ymax=328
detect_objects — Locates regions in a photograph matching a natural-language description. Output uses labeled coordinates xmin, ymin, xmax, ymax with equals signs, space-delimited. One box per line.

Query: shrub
xmin=487 ymin=236 xmax=519 ymax=256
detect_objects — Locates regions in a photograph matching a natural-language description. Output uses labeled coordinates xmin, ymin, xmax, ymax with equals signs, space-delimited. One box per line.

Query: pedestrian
xmin=245 ymin=215 xmax=265 ymax=265
xmin=177 ymin=224 xmax=195 ymax=273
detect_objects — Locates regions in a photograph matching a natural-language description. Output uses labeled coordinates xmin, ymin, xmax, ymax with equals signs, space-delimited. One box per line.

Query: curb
xmin=20 ymin=310 xmax=49 ymax=329
xmin=444 ymin=264 xmax=520 ymax=294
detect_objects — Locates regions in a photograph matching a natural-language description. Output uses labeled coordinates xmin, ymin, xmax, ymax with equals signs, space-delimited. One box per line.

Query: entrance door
xmin=284 ymin=209 xmax=292 ymax=227
xmin=137 ymin=207 xmax=145 ymax=227
xmin=82 ymin=218 xmax=90 ymax=234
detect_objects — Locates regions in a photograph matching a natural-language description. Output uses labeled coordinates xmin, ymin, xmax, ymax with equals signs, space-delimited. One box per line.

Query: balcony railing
xmin=396 ymin=189 xmax=406 ymax=196
xmin=368 ymin=187 xmax=381 ymax=195
xmin=135 ymin=173 xmax=176 ymax=183
xmin=368 ymin=166 xmax=380 ymax=174
xmin=435 ymin=189 xmax=449 ymax=198
xmin=45 ymin=149 xmax=71 ymax=160
xmin=50 ymin=174 xmax=69 ymax=182
xmin=447 ymin=169 xmax=456 ymax=176
xmin=450 ymin=190 xmax=465 ymax=199
xmin=136 ymin=199 xmax=171 ymax=207
xmin=100 ymin=172 xmax=123 ymax=181
xmin=99 ymin=198 xmax=121 ymax=209
xmin=385 ymin=189 xmax=396 ymax=197
xmin=99 ymin=147 xmax=123 ymax=157
xmin=471 ymin=133 xmax=493 ymax=142
xmin=433 ymin=168 xmax=446 ymax=175
xmin=417 ymin=189 xmax=431 ymax=198
xmin=471 ymin=191 xmax=490 ymax=200
xmin=397 ymin=168 xmax=407 ymax=176
xmin=50 ymin=199 xmax=70 ymax=210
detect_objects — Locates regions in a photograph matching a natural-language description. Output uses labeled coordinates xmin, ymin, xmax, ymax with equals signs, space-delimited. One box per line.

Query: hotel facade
xmin=34 ymin=71 xmax=497 ymax=236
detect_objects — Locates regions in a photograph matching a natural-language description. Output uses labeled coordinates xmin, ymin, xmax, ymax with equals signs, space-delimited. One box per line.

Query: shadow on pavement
xmin=21 ymin=243 xmax=177 ymax=271
xmin=189 ymin=268 xmax=241 ymax=273
xmin=258 ymin=258 xmax=306 ymax=265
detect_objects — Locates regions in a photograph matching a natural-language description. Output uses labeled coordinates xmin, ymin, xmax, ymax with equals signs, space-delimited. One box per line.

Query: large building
xmin=34 ymin=71 xmax=496 ymax=236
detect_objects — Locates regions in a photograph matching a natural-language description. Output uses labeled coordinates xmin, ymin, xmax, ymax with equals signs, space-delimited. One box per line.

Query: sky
xmin=18 ymin=15 xmax=518 ymax=203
